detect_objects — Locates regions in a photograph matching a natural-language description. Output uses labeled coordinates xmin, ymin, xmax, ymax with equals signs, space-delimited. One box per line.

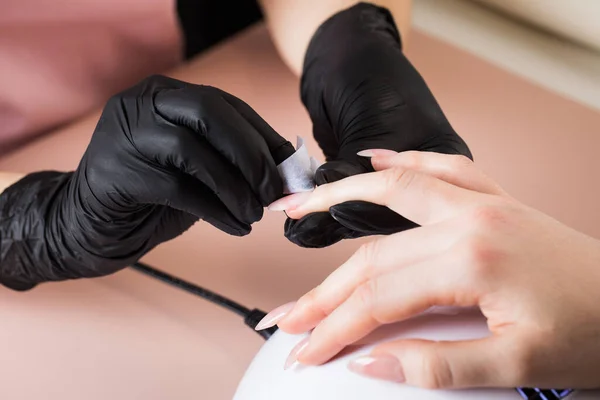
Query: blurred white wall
xmin=412 ymin=0 xmax=600 ymax=111
xmin=473 ymin=0 xmax=600 ymax=52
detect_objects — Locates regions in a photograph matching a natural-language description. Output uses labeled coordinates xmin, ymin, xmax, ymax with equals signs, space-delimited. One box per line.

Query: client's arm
xmin=257 ymin=0 xmax=412 ymax=76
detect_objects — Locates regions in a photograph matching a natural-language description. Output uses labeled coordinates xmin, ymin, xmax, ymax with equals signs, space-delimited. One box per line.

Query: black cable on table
xmin=130 ymin=261 xmax=278 ymax=340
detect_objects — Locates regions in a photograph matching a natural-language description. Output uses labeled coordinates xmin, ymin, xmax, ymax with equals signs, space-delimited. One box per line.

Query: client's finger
xmin=294 ymin=255 xmax=477 ymax=366
xmin=368 ymin=150 xmax=507 ymax=196
xmin=278 ymin=220 xmax=465 ymax=334
xmin=273 ymin=167 xmax=484 ymax=226
xmin=348 ymin=337 xmax=506 ymax=389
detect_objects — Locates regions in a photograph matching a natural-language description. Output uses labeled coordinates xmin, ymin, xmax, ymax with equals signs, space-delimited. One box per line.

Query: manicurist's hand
xmin=0 ymin=75 xmax=294 ymax=290
xmin=262 ymin=150 xmax=600 ymax=390
xmin=284 ymin=3 xmax=472 ymax=248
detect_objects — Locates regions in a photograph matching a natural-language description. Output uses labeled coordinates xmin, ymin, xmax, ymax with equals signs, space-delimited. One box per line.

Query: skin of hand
xmin=259 ymin=149 xmax=600 ymax=390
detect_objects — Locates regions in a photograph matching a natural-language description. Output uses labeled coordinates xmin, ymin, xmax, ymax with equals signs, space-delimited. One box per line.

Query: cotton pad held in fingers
xmin=276 ymin=137 xmax=320 ymax=194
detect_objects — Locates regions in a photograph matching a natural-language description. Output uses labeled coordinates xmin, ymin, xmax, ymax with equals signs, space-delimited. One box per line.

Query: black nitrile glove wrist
xmin=285 ymin=2 xmax=472 ymax=248
xmin=0 ymin=75 xmax=294 ymax=290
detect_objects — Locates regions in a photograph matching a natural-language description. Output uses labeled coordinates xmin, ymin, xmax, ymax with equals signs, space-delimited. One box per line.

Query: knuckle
xmin=162 ymin=131 xmax=189 ymax=155
xmin=355 ymin=281 xmax=375 ymax=309
xmin=355 ymin=240 xmax=380 ymax=280
xmin=354 ymin=280 xmax=378 ymax=316
xmin=458 ymin=235 xmax=502 ymax=281
xmin=311 ymin=319 xmax=347 ymax=349
xmin=506 ymin=341 xmax=538 ymax=384
xmin=468 ymin=204 xmax=508 ymax=232
xmin=448 ymin=154 xmax=474 ymax=172
xmin=165 ymin=178 xmax=183 ymax=200
xmin=304 ymin=286 xmax=334 ymax=318
xmin=381 ymin=167 xmax=418 ymax=196
xmin=105 ymin=92 xmax=124 ymax=110
xmin=311 ymin=183 xmax=330 ymax=202
xmin=414 ymin=349 xmax=455 ymax=389
xmin=399 ymin=151 xmax=423 ymax=170
xmin=354 ymin=279 xmax=392 ymax=324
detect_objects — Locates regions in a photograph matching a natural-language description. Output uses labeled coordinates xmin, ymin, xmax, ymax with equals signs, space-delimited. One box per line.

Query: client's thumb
xmin=359 ymin=337 xmax=503 ymax=389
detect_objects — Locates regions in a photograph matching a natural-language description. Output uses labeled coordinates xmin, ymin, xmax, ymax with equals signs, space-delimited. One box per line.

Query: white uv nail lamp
xmin=233 ymin=307 xmax=600 ymax=400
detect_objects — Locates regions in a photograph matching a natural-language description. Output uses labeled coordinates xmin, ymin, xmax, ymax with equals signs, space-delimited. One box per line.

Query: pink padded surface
xmin=0 ymin=24 xmax=598 ymax=399
xmin=0 ymin=0 xmax=181 ymax=151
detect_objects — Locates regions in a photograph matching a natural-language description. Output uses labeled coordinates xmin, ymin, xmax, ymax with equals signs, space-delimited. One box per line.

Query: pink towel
xmin=0 ymin=0 xmax=182 ymax=151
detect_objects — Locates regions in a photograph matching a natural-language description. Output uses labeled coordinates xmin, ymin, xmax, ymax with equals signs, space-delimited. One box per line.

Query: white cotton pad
xmin=276 ymin=137 xmax=320 ymax=194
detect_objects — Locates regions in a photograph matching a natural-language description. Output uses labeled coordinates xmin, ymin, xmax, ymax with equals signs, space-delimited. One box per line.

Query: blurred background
xmin=1 ymin=0 xmax=599 ymax=155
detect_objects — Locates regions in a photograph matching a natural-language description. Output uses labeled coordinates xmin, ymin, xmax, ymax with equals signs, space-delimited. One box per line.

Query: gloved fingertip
xmin=230 ymin=226 xmax=252 ymax=237
xmin=314 ymin=168 xmax=348 ymax=185
xmin=204 ymin=217 xmax=251 ymax=237
xmin=247 ymin=203 xmax=264 ymax=225
xmin=284 ymin=213 xmax=353 ymax=248
xmin=0 ymin=279 xmax=38 ymax=292
xmin=271 ymin=140 xmax=296 ymax=166
xmin=330 ymin=201 xmax=419 ymax=235
xmin=314 ymin=160 xmax=366 ymax=185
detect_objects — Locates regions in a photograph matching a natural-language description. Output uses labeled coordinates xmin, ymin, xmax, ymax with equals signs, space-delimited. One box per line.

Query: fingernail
xmin=348 ymin=354 xmax=405 ymax=382
xmin=357 ymin=149 xmax=398 ymax=158
xmin=284 ymin=337 xmax=310 ymax=370
xmin=255 ymin=302 xmax=296 ymax=330
xmin=268 ymin=192 xmax=312 ymax=211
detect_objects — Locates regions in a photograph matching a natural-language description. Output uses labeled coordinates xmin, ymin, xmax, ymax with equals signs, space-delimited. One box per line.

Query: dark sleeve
xmin=0 ymin=172 xmax=71 ymax=291
xmin=176 ymin=0 xmax=263 ymax=59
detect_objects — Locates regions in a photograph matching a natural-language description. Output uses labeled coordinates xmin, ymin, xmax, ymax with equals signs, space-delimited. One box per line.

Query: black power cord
xmin=130 ymin=262 xmax=278 ymax=340
xmin=130 ymin=267 xmax=571 ymax=398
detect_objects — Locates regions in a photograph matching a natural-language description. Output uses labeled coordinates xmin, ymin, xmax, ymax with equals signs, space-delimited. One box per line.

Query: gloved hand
xmin=284 ymin=2 xmax=473 ymax=248
xmin=0 ymin=75 xmax=294 ymax=290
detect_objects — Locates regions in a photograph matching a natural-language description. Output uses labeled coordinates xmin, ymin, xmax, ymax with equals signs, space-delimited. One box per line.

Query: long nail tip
xmin=357 ymin=150 xmax=374 ymax=157
xmin=283 ymin=353 xmax=298 ymax=370
xmin=256 ymin=302 xmax=296 ymax=331
xmin=283 ymin=360 xmax=296 ymax=370
xmin=254 ymin=321 xmax=273 ymax=331
xmin=357 ymin=149 xmax=398 ymax=158
xmin=284 ymin=337 xmax=310 ymax=370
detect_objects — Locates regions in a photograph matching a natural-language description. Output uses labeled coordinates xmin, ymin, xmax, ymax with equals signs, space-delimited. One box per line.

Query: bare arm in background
xmin=258 ymin=0 xmax=413 ymax=76
xmin=0 ymin=173 xmax=24 ymax=194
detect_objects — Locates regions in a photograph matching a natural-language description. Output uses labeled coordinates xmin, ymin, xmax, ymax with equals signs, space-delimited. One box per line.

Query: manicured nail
xmin=268 ymin=192 xmax=312 ymax=211
xmin=357 ymin=149 xmax=398 ymax=158
xmin=284 ymin=337 xmax=310 ymax=370
xmin=348 ymin=354 xmax=405 ymax=382
xmin=255 ymin=302 xmax=296 ymax=331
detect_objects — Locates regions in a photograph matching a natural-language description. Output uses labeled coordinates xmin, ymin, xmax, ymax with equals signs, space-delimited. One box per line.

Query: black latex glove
xmin=0 ymin=75 xmax=294 ymax=290
xmin=285 ymin=2 xmax=473 ymax=248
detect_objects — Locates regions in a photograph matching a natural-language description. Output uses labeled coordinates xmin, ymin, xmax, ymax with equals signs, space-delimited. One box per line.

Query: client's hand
xmin=0 ymin=75 xmax=294 ymax=290
xmin=261 ymin=150 xmax=600 ymax=390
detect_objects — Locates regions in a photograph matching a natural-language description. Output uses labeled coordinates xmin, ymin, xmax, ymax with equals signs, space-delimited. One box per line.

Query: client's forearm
xmin=257 ymin=0 xmax=412 ymax=76
xmin=0 ymin=172 xmax=25 ymax=194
